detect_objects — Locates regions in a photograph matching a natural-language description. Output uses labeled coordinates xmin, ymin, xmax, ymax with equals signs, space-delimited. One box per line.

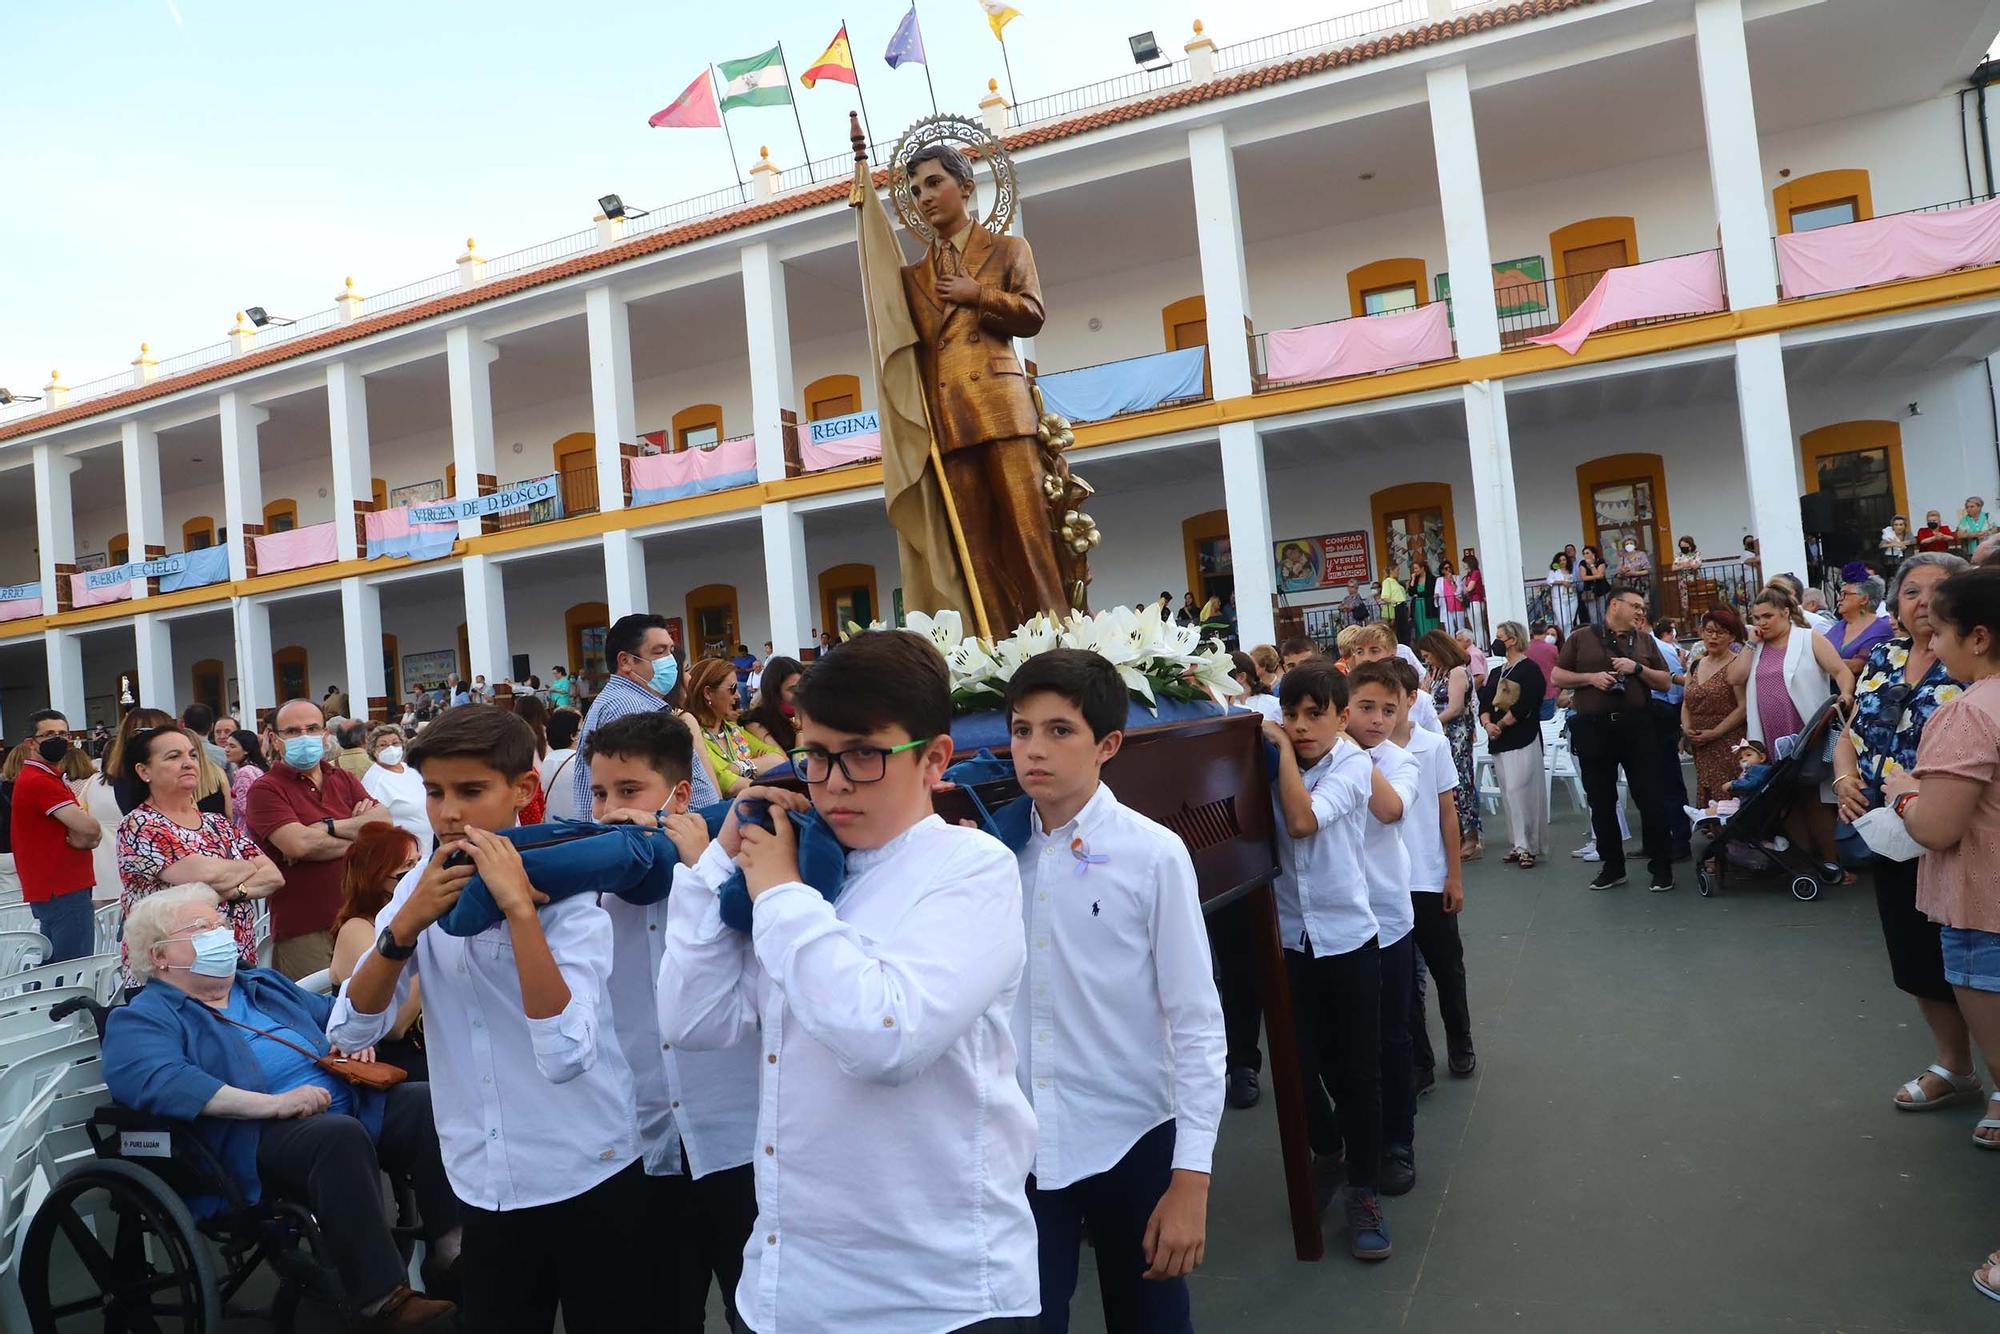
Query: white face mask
xmin=1624 ymin=543 xmax=1637 ymax=552
xmin=377 ymin=745 xmax=405 ymax=767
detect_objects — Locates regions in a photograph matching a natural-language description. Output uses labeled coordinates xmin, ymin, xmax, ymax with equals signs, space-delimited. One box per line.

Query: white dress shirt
xmin=1398 ymin=728 xmax=1457 ymax=894
xmin=1015 ymin=783 xmax=1226 ymax=1190
xmin=1363 ymin=740 xmax=1420 ymax=948
xmin=361 ymin=762 xmax=432 ymax=859
xmin=656 ymin=816 xmax=1039 ymax=1334
xmin=1233 ymin=694 xmax=1282 ymax=724
xmin=603 ymin=889 xmax=760 ymax=1178
xmin=1408 ymin=684 xmax=1444 ymax=735
xmin=1273 ymin=737 xmax=1378 ymax=956
xmin=328 ymin=865 xmax=639 ymax=1211
xmin=536 ymin=748 xmax=584 ymax=823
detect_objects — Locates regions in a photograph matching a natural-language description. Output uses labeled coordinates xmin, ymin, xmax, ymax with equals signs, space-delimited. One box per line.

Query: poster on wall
xmin=1436 ymin=256 xmax=1550 ymax=324
xmin=390 ymin=479 xmax=446 ymax=509
xmin=401 ymin=649 xmax=459 ymax=693
xmin=75 ymin=552 xmax=108 ymax=572
xmin=1274 ymin=531 xmax=1371 ymax=593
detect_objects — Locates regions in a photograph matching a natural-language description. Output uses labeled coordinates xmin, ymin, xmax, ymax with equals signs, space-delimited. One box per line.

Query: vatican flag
xmin=978 ymin=0 xmax=1020 ymax=40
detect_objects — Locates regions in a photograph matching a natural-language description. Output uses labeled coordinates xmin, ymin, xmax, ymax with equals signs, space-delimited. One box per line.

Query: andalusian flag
xmin=801 ymin=25 xmax=858 ymax=88
xmin=978 ymin=0 xmax=1020 ymax=39
xmin=717 ymin=47 xmax=791 ymax=109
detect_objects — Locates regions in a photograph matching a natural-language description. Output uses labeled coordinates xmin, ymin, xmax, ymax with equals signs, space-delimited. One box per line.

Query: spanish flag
xmin=801 ymin=24 xmax=859 ymax=88
xmin=978 ymin=0 xmax=1020 ymax=39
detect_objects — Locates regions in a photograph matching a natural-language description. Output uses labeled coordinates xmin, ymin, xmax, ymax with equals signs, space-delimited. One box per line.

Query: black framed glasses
xmin=787 ymin=737 xmax=933 ymax=785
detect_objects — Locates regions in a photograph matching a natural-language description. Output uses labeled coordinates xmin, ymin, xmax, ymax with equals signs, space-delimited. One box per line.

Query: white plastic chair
xmin=0 ymin=905 xmax=37 ymax=936
xmin=0 ymin=932 xmax=50 ymax=978
xmin=295 ymin=968 xmax=334 ymax=996
xmin=0 ymin=955 xmax=121 ymax=1006
xmin=0 ymin=1020 xmax=89 ymax=1074
xmin=0 ymin=1077 xmax=63 ymax=1332
xmin=92 ymin=902 xmax=120 ymax=957
xmin=0 ymin=1037 xmax=98 ymax=1123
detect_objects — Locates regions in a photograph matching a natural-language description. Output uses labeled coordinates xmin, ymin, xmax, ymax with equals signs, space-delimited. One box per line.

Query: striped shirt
xmin=573 ymin=673 xmax=722 ymax=813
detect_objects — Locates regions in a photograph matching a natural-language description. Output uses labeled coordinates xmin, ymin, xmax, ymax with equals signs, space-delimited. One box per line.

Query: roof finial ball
xmin=466 ymin=237 xmax=476 ymax=251
xmin=1193 ymin=18 xmax=1204 ymax=35
xmin=345 ymin=276 xmax=355 ymax=291
xmin=989 ymin=77 xmax=999 ymax=93
xmin=760 ymin=145 xmax=770 ymax=161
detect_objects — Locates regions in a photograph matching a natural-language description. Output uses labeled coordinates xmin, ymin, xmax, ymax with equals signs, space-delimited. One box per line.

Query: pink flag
xmin=650 ymin=71 xmax=722 ymax=128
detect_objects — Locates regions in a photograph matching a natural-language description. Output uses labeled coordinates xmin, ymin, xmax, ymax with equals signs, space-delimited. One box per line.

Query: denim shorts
xmin=1940 ymin=925 xmax=2000 ymax=993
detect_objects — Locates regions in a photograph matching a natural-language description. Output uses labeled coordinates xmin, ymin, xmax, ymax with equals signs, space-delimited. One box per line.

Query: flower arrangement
xmin=851 ymin=605 xmax=1244 ymax=715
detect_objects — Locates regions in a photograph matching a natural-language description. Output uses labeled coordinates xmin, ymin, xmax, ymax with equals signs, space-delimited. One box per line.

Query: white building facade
xmin=6 ymin=0 xmax=2000 ymax=727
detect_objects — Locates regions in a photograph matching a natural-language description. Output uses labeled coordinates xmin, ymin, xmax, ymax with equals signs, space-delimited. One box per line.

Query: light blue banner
xmin=157 ymin=545 xmax=231 ymax=592
xmin=1034 ymin=346 xmax=1208 ymax=424
xmin=0 ymin=580 xmax=37 ymax=601
xmin=806 ymin=410 xmax=880 ymax=445
xmin=631 ymin=469 xmax=759 ymax=506
xmin=409 ymin=473 xmax=562 ymax=525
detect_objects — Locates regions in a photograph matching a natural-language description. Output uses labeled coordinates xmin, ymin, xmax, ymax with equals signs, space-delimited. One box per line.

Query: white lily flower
xmin=946 ymin=638 xmax=1003 ymax=690
xmin=904 ymin=609 xmax=964 ymax=653
xmin=1117 ymin=663 xmax=1157 ymax=705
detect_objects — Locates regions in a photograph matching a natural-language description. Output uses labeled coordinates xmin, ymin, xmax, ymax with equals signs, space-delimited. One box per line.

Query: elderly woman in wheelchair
xmin=103 ymin=885 xmax=462 ymax=1332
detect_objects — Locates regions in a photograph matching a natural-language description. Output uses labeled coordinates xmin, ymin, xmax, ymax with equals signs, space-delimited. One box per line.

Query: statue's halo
xmin=889 ymin=113 xmax=1019 ymax=245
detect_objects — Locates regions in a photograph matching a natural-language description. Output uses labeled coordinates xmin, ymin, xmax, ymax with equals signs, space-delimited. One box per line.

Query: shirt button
xmin=671 ymin=1101 xmax=681 ymax=1109
xmin=1035 ymin=938 xmax=1047 ymax=949
xmin=766 ymin=1234 xmax=777 ymax=1245
xmin=764 ymin=1145 xmax=775 ymax=1156
xmin=766 ymin=1053 xmax=777 ymax=1064
xmin=488 ymin=1129 xmax=498 ymax=1139
xmin=1036 ymin=1079 xmax=1048 ymax=1089
xmin=662 ymin=1042 xmax=671 ymax=1051
xmin=483 ymin=1075 xmax=492 ymax=1084
xmin=882 ymin=1016 xmax=895 ymax=1028
xmin=1038 ymin=893 xmax=1048 ymax=902
xmin=1038 ymin=1030 xmax=1050 ymax=1042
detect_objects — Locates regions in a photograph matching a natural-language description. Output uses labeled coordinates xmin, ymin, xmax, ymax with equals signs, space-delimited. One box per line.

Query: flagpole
xmin=843 ymin=20 xmax=878 ymax=157
xmin=998 ymin=28 xmax=1018 ymax=105
xmin=913 ymin=0 xmax=938 ymax=114
xmin=710 ymin=65 xmax=748 ymax=201
xmin=777 ymin=40 xmax=813 ymax=167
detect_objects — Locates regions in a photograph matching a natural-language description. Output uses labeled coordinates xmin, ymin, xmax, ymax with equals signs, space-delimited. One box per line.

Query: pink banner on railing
xmin=70 ymin=571 xmax=131 ymax=607
xmin=1776 ymin=197 xmax=2000 ymax=299
xmin=253 ymin=522 xmax=339 ymax=574
xmin=0 ymin=595 xmax=44 ymax=622
xmin=1264 ymin=303 xmax=1455 ymax=385
xmin=1529 ymin=250 xmax=1726 ymax=355
xmin=800 ymin=431 xmax=882 ymax=472
xmin=628 ymin=435 xmax=760 ymax=502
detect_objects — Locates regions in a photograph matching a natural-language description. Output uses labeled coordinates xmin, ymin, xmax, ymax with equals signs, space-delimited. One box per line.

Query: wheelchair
xmin=18 ymin=996 xmax=423 ymax=1333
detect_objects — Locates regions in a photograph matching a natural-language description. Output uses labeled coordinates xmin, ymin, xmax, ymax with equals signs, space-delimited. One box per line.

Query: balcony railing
xmin=1035 ymin=347 xmax=1212 ymax=424
xmin=1248 ymin=305 xmax=1457 ymax=391
xmin=487 ymin=473 xmax=576 ymax=532
xmin=1522 ymin=558 xmax=1764 ymax=631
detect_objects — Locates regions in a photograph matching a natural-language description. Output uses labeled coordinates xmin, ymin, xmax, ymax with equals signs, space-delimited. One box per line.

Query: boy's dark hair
xmin=909 ymin=142 xmax=975 ymax=190
xmin=795 ymin=630 xmax=949 ymax=741
xmin=1278 ymin=635 xmax=1318 ymax=660
xmin=1278 ymin=662 xmax=1348 ymax=714
xmin=1004 ymin=649 xmax=1126 ymax=741
xmin=180 ymin=701 xmax=216 ymax=736
xmin=606 ymin=612 xmax=673 ymax=671
xmin=1382 ymin=656 xmax=1421 ymax=695
xmin=581 ymin=711 xmax=694 ymax=785
xmin=547 ymin=707 xmax=582 ymax=751
xmin=1347 ymin=659 xmax=1404 ymax=697
xmin=405 ymin=704 xmax=536 ymax=779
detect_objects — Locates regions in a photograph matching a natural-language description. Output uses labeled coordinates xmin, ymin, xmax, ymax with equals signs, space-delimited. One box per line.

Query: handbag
xmin=207 ymin=1005 xmax=408 ymax=1091
xmin=1491 ymin=670 xmax=1522 ymax=715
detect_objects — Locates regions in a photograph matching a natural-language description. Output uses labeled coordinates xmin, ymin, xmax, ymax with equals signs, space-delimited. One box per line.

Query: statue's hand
xmin=935 ymin=272 xmax=983 ymax=307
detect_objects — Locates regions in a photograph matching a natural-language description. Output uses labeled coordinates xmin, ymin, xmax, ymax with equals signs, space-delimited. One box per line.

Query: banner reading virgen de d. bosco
xmin=409 ymin=474 xmax=561 ymax=525
xmin=1274 ymin=530 xmax=1371 ymax=593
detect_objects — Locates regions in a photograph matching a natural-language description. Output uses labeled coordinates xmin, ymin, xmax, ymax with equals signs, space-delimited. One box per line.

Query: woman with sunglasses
xmin=1832 ymin=552 xmax=1978 ymax=1118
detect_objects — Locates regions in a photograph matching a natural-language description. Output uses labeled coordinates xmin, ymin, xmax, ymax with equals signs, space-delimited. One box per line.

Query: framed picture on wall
xmin=75 ymin=552 xmax=108 ymax=572
xmin=401 ymin=649 xmax=459 ymax=693
xmin=390 ymin=479 xmax=446 ymax=509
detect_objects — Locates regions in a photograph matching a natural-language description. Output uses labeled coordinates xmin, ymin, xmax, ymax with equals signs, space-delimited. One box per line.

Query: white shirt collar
xmin=847 ymin=812 xmax=946 ymax=873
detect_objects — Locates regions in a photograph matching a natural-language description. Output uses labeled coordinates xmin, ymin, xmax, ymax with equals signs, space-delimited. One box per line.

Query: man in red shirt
xmin=245 ymin=698 xmax=389 ymax=978
xmin=10 ymin=710 xmax=102 ymax=962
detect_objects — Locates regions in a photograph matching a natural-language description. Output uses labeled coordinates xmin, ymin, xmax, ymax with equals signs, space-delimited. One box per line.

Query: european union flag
xmin=884 ymin=2 xmax=926 ymax=68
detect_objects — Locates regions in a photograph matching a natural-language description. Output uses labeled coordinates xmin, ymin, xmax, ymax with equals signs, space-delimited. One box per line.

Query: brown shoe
xmin=419 ymin=1252 xmax=462 ymax=1304
xmin=360 ymin=1286 xmax=457 ymax=1333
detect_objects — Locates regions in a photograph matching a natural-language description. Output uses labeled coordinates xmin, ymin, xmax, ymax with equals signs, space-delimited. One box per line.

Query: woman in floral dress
xmin=1680 ymin=608 xmax=1747 ymax=805
xmin=1419 ymin=629 xmax=1483 ymax=858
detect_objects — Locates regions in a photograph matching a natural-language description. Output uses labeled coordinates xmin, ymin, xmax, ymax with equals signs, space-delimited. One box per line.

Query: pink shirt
xmin=1913 ymin=679 xmax=2000 ymax=934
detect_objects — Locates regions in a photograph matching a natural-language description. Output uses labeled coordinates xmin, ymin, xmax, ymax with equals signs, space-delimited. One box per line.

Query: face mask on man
xmin=648 ymin=654 xmax=680 ymax=697
xmin=159 ymin=926 xmax=240 ymax=979
xmin=36 ymin=735 xmax=69 ymax=764
xmin=284 ymin=735 xmax=325 ymax=769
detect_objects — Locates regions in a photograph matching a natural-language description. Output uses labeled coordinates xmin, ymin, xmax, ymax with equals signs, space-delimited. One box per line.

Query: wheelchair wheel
xmin=19 ymin=1157 xmax=221 ymax=1333
xmin=1791 ymin=875 xmax=1821 ymax=902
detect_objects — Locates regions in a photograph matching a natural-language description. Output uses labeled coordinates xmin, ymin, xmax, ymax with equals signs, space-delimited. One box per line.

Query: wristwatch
xmin=321 ymin=817 xmax=337 ymax=838
xmin=376 ymin=925 xmax=417 ymax=961
xmin=1892 ymin=790 xmax=1919 ymax=818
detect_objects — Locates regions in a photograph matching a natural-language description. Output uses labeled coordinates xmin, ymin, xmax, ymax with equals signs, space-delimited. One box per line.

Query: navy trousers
xmin=1377 ymin=931 xmax=1417 ymax=1151
xmin=1028 ymin=1119 xmax=1193 ymax=1334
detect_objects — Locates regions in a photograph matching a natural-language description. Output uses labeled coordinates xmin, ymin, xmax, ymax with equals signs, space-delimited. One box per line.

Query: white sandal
xmin=1976 ymin=1256 xmax=2000 ymax=1303
xmin=1975 ymin=1093 xmax=2000 ymax=1149
xmin=1893 ymin=1063 xmax=1981 ymax=1111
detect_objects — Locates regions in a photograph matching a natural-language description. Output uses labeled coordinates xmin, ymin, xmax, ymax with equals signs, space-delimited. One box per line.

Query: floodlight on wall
xmin=244 ymin=307 xmax=295 ymax=328
xmin=0 ymin=388 xmax=41 ymax=406
xmin=598 ymin=194 xmax=651 ymax=221
xmin=1129 ymin=31 xmax=1163 ymax=65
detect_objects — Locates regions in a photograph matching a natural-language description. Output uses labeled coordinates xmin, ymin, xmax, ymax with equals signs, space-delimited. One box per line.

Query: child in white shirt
xmin=1264 ymin=660 xmax=1398 ymax=1262
xmin=1344 ymin=659 xmax=1423 ymax=1198
xmin=1003 ymin=650 xmax=1226 ymax=1334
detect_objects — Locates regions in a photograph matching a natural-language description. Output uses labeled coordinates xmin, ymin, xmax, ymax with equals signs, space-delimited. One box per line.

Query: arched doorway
xmin=818 ymin=565 xmax=878 ymax=636
xmin=1800 ymin=421 xmax=1907 ymax=572
xmin=1370 ymin=483 xmax=1458 ymax=582
xmin=1574 ymin=453 xmax=1672 ymax=584
xmin=685 ymin=585 xmax=740 ymax=660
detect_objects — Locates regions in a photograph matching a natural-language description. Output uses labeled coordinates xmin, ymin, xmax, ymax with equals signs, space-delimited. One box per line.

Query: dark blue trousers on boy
xmin=1377 ymin=931 xmax=1417 ymax=1151
xmin=1028 ymin=1119 xmax=1194 ymax=1334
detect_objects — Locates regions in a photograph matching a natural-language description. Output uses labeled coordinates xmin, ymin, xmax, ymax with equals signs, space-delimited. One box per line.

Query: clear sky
xmin=1 ymin=0 xmax=1355 ymax=403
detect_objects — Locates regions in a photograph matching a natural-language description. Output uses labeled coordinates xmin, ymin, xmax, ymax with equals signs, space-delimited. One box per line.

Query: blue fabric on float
xmin=156 ymin=545 xmax=231 ymax=592
xmin=631 ymin=471 xmax=759 ymax=505
xmin=1034 ymin=346 xmax=1208 ymax=424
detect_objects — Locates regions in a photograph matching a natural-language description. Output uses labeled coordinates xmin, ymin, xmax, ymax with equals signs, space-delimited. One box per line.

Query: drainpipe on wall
xmin=1969 ymin=61 xmax=2000 ymax=487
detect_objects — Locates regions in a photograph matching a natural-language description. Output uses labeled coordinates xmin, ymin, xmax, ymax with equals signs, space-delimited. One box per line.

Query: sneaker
xmin=1379 ymin=1145 xmax=1416 ymax=1197
xmin=1226 ymin=1067 xmax=1261 ymax=1110
xmin=1347 ymin=1188 xmax=1393 ymax=1260
xmin=1649 ymin=875 xmax=1675 ymax=893
xmin=1571 ymin=840 xmax=1597 ymax=859
xmin=1448 ymin=1051 xmax=1477 ymax=1078
xmin=1587 ymin=869 xmax=1628 ymax=891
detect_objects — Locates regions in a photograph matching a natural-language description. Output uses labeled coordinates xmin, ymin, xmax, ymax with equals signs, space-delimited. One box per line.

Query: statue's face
xmin=910 ymin=159 xmax=973 ymax=234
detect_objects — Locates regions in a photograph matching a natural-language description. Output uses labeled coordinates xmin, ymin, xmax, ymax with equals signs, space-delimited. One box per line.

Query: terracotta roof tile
xmin=0 ymin=0 xmax=1595 ymax=446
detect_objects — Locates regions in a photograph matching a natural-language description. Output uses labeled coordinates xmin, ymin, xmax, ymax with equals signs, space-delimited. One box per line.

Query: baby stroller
xmin=1694 ymin=694 xmax=1851 ymax=902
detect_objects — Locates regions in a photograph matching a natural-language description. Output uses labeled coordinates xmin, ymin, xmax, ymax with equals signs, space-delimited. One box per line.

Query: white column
xmin=133 ymin=611 xmax=174 ymax=713
xmin=760 ymin=502 xmax=812 ymax=657
xmin=1733 ymin=334 xmax=1808 ymax=578
xmin=233 ymin=598 xmax=275 ymax=725
xmin=741 ymin=243 xmax=797 ymax=483
xmin=32 ymin=443 xmax=77 ymax=605
xmin=327 ymin=362 xmax=372 ymax=562
xmin=602 ymin=531 xmax=650 ymax=624
xmin=122 ymin=422 xmax=165 ymax=599
xmin=219 ymin=392 xmax=269 ymax=582
xmin=1187 ymin=124 xmax=1254 ymax=397
xmin=43 ymin=631 xmax=84 ymax=722
xmin=1693 ymin=0 xmax=1778 ymax=308
xmin=461 ymin=554 xmax=509 ymax=684
xmin=1219 ymin=423 xmax=1276 ymax=648
xmin=1463 ymin=380 xmax=1527 ymax=627
xmin=1426 ymin=64 xmax=1501 ymax=358
xmin=586 ymin=285 xmax=638 ymax=512
xmin=340 ymin=577 xmax=387 ymax=721
xmin=445 ymin=326 xmax=499 ymax=540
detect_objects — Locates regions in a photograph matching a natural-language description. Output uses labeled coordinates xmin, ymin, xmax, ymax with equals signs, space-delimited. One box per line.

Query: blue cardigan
xmin=103 ymin=969 xmax=386 ymax=1219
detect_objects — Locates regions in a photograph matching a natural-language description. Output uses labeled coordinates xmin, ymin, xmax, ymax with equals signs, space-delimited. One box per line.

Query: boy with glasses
xmin=657 ymin=631 xmax=1039 ymax=1334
